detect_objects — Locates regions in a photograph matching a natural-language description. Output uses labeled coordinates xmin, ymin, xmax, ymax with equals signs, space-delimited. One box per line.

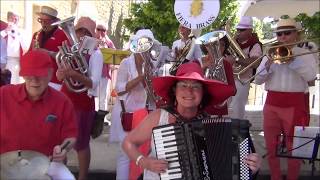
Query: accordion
xmin=152 ymin=117 xmax=255 ymax=180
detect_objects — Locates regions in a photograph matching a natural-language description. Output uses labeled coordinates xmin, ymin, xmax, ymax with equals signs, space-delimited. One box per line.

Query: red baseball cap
xmin=152 ymin=62 xmax=235 ymax=107
xmin=19 ymin=50 xmax=53 ymax=77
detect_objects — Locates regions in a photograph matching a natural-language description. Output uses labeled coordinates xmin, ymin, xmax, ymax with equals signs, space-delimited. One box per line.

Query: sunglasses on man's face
xmin=37 ymin=18 xmax=52 ymax=24
xmin=237 ymin=29 xmax=247 ymax=32
xmin=276 ymin=31 xmax=293 ymax=37
xmin=96 ymin=28 xmax=106 ymax=32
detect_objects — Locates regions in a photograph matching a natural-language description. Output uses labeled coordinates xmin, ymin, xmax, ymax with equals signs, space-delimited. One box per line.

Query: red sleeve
xmin=60 ymin=97 xmax=78 ymax=140
xmin=223 ymin=60 xmax=236 ymax=95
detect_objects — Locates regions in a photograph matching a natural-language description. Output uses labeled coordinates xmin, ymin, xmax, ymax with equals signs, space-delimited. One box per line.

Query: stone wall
xmin=0 ymin=0 xmax=132 ymax=48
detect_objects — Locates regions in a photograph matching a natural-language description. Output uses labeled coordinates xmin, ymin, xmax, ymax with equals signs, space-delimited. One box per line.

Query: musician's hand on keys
xmin=140 ymin=157 xmax=168 ymax=173
xmin=244 ymin=153 xmax=261 ymax=174
xmin=51 ymin=145 xmax=67 ymax=163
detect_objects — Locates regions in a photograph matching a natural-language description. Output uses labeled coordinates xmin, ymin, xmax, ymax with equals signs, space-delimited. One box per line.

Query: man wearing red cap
xmin=29 ymin=6 xmax=68 ymax=90
xmin=0 ymin=50 xmax=78 ymax=179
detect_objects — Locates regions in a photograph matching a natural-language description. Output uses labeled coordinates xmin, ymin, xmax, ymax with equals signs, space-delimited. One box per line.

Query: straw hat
xmin=36 ymin=6 xmax=58 ymax=19
xmin=273 ymin=18 xmax=298 ymax=33
xmin=152 ymin=62 xmax=235 ymax=107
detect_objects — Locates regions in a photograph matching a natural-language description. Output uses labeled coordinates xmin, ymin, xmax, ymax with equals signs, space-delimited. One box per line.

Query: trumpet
xmin=238 ymin=39 xmax=320 ymax=84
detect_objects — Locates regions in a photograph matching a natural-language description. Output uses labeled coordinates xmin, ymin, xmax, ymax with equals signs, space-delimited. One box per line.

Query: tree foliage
xmin=294 ymin=12 xmax=320 ymax=40
xmin=123 ymin=0 xmax=239 ymax=46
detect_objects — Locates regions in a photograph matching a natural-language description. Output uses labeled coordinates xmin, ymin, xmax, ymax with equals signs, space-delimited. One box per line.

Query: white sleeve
xmin=253 ymin=56 xmax=273 ymax=85
xmin=288 ymin=48 xmax=317 ymax=82
xmin=87 ymin=50 xmax=103 ymax=97
xmin=115 ymin=56 xmax=130 ymax=93
xmin=0 ymin=36 xmax=7 ymax=65
xmin=249 ymin=43 xmax=263 ymax=58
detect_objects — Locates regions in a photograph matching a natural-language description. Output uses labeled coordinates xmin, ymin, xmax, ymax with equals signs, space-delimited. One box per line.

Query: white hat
xmin=273 ymin=18 xmax=298 ymax=33
xmin=36 ymin=6 xmax=58 ymax=18
xmin=236 ymin=16 xmax=253 ymax=29
xmin=133 ymin=29 xmax=155 ymax=40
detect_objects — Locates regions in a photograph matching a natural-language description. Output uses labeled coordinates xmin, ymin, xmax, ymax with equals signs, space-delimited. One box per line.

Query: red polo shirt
xmin=29 ymin=28 xmax=68 ymax=84
xmin=0 ymin=84 xmax=78 ymax=156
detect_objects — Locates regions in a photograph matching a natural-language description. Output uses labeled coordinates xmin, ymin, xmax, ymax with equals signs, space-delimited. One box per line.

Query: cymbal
xmin=0 ymin=150 xmax=51 ymax=180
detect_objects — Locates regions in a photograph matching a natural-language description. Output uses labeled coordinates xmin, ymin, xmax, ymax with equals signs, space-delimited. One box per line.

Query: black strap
xmin=120 ymin=100 xmax=126 ymax=112
xmin=162 ymin=106 xmax=208 ymax=124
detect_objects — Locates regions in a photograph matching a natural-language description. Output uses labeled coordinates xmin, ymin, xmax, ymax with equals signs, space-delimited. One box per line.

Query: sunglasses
xmin=276 ymin=31 xmax=293 ymax=37
xmin=96 ymin=28 xmax=106 ymax=32
xmin=37 ymin=18 xmax=52 ymax=23
xmin=237 ymin=29 xmax=247 ymax=32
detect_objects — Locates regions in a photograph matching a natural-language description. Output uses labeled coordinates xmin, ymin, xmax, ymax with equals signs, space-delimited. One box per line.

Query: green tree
xmin=123 ymin=0 xmax=239 ymax=46
xmin=294 ymin=12 xmax=320 ymax=41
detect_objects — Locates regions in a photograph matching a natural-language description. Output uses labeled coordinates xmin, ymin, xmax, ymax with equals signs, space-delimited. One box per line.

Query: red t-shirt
xmin=29 ymin=28 xmax=68 ymax=84
xmin=0 ymin=84 xmax=78 ymax=156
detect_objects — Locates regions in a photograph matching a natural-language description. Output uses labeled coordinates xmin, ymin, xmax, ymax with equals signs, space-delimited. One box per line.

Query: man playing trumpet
xmin=254 ymin=18 xmax=317 ymax=180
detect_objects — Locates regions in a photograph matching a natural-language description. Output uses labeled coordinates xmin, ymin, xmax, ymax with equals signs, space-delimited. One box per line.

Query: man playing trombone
xmin=254 ymin=18 xmax=317 ymax=180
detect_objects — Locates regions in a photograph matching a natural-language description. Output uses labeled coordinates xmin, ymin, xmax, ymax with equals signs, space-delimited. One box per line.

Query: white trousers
xmin=95 ymin=78 xmax=110 ymax=111
xmin=47 ymin=162 xmax=75 ymax=180
xmin=5 ymin=57 xmax=23 ymax=84
xmin=116 ymin=143 xmax=130 ymax=180
xmin=230 ymin=79 xmax=250 ymax=119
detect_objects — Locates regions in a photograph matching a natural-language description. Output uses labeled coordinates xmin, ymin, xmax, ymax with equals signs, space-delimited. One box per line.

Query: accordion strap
xmin=162 ymin=106 xmax=209 ymax=123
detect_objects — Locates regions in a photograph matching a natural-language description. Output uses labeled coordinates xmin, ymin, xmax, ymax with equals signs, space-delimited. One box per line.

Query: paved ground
xmin=67 ymin=111 xmax=320 ymax=180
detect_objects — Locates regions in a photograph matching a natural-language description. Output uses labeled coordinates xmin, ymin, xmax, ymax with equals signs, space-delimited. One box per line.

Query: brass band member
xmin=172 ymin=24 xmax=202 ymax=64
xmin=201 ymin=35 xmax=237 ymax=116
xmin=122 ymin=62 xmax=261 ymax=179
xmin=56 ymin=17 xmax=103 ymax=180
xmin=109 ymin=29 xmax=160 ymax=180
xmin=230 ymin=16 xmax=263 ymax=119
xmin=254 ymin=18 xmax=317 ymax=180
xmin=29 ymin=6 xmax=69 ymax=90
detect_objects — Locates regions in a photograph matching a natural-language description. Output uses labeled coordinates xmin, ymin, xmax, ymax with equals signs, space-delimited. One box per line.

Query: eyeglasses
xmin=237 ymin=29 xmax=247 ymax=32
xmin=176 ymin=81 xmax=203 ymax=91
xmin=37 ymin=18 xmax=52 ymax=24
xmin=276 ymin=31 xmax=293 ymax=37
xmin=96 ymin=28 xmax=106 ymax=32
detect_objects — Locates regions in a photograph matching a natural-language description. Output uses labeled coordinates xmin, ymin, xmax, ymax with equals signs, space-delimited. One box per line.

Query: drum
xmin=0 ymin=150 xmax=51 ymax=180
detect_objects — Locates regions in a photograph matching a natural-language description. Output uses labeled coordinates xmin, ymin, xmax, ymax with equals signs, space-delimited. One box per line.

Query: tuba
xmin=195 ymin=30 xmax=227 ymax=83
xmin=130 ymin=36 xmax=163 ymax=107
xmin=52 ymin=16 xmax=89 ymax=93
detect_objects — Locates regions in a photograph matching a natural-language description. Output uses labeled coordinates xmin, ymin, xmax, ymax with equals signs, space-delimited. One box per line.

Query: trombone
xmin=238 ymin=39 xmax=320 ymax=84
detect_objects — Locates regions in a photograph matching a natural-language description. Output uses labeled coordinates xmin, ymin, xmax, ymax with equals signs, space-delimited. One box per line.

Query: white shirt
xmin=254 ymin=46 xmax=317 ymax=92
xmin=109 ymin=54 xmax=148 ymax=142
xmin=87 ymin=49 xmax=104 ymax=97
xmin=115 ymin=54 xmax=147 ymax=111
xmin=172 ymin=39 xmax=202 ymax=63
xmin=0 ymin=27 xmax=29 ymax=57
xmin=238 ymin=43 xmax=263 ymax=80
xmin=0 ymin=35 xmax=7 ymax=65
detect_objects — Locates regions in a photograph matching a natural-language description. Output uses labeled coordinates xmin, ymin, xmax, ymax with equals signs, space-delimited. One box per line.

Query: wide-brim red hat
xmin=19 ymin=50 xmax=53 ymax=77
xmin=152 ymin=62 xmax=235 ymax=107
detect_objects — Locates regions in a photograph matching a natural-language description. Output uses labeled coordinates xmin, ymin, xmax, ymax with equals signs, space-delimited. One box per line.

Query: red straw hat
xmin=152 ymin=62 xmax=235 ymax=106
xmin=19 ymin=50 xmax=53 ymax=77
